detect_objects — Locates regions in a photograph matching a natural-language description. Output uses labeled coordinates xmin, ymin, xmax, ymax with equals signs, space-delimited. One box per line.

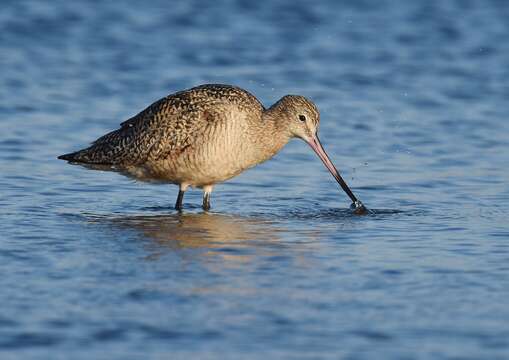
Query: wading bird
xmin=59 ymin=84 xmax=366 ymax=213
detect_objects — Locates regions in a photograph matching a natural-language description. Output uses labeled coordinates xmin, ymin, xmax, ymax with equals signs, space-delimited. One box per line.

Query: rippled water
xmin=1 ymin=0 xmax=509 ymax=358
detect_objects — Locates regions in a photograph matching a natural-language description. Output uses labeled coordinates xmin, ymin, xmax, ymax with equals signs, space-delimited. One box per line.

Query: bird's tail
xmin=58 ymin=146 xmax=117 ymax=167
xmin=58 ymin=150 xmax=91 ymax=163
xmin=58 ymin=152 xmax=79 ymax=161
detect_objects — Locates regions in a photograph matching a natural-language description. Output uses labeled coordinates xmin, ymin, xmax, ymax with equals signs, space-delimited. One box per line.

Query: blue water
xmin=1 ymin=0 xmax=509 ymax=358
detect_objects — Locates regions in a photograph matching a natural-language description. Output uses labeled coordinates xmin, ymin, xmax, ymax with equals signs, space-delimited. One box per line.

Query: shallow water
xmin=1 ymin=0 xmax=509 ymax=359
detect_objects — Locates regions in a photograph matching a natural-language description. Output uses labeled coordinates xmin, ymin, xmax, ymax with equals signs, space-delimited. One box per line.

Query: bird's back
xmin=59 ymin=84 xmax=264 ymax=167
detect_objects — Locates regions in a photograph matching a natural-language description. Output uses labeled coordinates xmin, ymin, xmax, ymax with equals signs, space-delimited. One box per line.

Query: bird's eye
xmin=299 ymin=115 xmax=306 ymax=122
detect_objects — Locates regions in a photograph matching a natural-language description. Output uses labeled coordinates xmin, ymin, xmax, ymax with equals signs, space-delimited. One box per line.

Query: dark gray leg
xmin=175 ymin=190 xmax=185 ymax=211
xmin=202 ymin=185 xmax=213 ymax=211
xmin=202 ymin=192 xmax=211 ymax=211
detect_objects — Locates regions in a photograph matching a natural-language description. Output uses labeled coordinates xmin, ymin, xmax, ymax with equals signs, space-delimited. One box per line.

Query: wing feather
xmin=60 ymin=84 xmax=263 ymax=165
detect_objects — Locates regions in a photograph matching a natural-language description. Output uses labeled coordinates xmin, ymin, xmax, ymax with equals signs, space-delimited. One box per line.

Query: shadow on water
xmin=57 ymin=201 xmax=414 ymax=264
xmin=65 ymin=205 xmax=411 ymax=253
xmin=80 ymin=212 xmax=287 ymax=254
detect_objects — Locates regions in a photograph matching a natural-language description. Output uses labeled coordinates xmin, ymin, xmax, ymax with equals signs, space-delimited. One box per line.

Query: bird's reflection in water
xmin=89 ymin=212 xmax=292 ymax=262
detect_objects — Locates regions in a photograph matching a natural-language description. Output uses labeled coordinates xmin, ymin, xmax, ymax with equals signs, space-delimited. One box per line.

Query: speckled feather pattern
xmin=59 ymin=84 xmax=319 ymax=188
xmin=66 ymin=85 xmax=262 ymax=164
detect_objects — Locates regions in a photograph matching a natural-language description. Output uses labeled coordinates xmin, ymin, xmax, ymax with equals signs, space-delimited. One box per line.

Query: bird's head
xmin=268 ymin=94 xmax=367 ymax=213
xmin=270 ymin=95 xmax=320 ymax=142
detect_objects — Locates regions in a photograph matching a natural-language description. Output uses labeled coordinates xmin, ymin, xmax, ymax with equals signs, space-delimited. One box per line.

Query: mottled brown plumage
xmin=59 ymin=83 xmax=365 ymax=212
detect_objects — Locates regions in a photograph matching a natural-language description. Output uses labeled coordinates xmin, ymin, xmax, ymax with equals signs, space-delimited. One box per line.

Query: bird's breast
xmin=131 ymin=111 xmax=284 ymax=187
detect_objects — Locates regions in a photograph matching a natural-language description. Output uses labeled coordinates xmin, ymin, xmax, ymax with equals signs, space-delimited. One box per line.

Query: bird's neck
xmin=257 ymin=108 xmax=291 ymax=159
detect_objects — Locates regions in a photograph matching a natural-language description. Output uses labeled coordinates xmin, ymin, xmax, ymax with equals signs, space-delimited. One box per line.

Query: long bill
xmin=306 ymin=135 xmax=364 ymax=207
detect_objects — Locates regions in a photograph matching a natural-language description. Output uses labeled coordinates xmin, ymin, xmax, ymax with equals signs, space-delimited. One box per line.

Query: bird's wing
xmin=79 ymin=95 xmax=230 ymax=165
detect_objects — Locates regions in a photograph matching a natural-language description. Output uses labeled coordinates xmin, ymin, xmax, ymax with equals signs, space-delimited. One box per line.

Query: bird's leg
xmin=202 ymin=185 xmax=213 ymax=211
xmin=175 ymin=184 xmax=188 ymax=211
xmin=203 ymin=192 xmax=211 ymax=211
xmin=175 ymin=191 xmax=185 ymax=211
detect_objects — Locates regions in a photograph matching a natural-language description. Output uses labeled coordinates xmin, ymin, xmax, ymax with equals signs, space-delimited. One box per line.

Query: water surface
xmin=1 ymin=1 xmax=509 ymax=359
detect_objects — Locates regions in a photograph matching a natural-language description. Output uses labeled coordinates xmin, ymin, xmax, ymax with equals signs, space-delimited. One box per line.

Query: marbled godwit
xmin=59 ymin=84 xmax=366 ymax=213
